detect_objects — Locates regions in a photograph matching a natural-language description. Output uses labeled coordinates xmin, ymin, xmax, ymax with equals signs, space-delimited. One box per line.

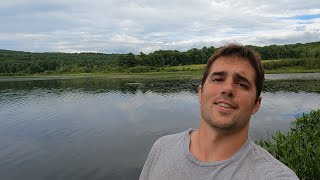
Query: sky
xmin=1 ymin=0 xmax=320 ymax=54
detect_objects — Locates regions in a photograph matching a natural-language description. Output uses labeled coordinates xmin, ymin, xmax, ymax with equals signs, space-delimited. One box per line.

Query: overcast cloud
xmin=1 ymin=0 xmax=320 ymax=54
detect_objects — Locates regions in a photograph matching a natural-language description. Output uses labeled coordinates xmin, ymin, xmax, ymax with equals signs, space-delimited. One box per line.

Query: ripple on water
xmin=0 ymin=78 xmax=319 ymax=180
xmin=262 ymin=91 xmax=320 ymax=115
xmin=249 ymin=91 xmax=320 ymax=140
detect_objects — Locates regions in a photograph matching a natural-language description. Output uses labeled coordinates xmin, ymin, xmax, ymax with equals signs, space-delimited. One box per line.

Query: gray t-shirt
xmin=140 ymin=129 xmax=299 ymax=180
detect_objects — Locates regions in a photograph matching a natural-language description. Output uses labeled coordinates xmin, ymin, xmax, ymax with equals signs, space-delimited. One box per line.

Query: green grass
xmin=261 ymin=59 xmax=282 ymax=63
xmin=0 ymin=71 xmax=204 ymax=80
xmin=162 ymin=64 xmax=205 ymax=72
xmin=256 ymin=110 xmax=320 ymax=180
xmin=1 ymin=58 xmax=320 ymax=78
xmin=265 ymin=66 xmax=320 ymax=74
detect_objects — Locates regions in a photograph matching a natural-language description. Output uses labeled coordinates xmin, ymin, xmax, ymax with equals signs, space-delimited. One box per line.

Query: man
xmin=139 ymin=44 xmax=299 ymax=180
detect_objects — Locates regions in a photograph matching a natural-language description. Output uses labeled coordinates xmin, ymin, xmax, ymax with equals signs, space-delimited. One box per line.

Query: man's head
xmin=198 ymin=44 xmax=264 ymax=133
xmin=201 ymin=44 xmax=264 ymax=102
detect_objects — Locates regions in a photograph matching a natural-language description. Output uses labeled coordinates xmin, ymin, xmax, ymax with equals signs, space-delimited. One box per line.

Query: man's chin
xmin=207 ymin=120 xmax=248 ymax=134
xmin=204 ymin=118 xmax=233 ymax=130
xmin=213 ymin=123 xmax=236 ymax=131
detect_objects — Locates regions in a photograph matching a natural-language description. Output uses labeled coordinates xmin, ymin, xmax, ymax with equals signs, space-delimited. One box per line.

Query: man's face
xmin=198 ymin=56 xmax=261 ymax=133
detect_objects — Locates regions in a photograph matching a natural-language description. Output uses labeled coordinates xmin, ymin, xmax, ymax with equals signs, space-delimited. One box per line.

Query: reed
xmin=256 ymin=110 xmax=320 ymax=180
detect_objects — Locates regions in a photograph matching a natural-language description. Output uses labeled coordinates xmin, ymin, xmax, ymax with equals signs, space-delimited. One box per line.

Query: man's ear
xmin=198 ymin=85 xmax=202 ymax=104
xmin=252 ymin=96 xmax=262 ymax=115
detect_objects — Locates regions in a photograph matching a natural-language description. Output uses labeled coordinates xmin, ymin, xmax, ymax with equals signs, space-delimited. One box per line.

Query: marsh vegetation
xmin=257 ymin=110 xmax=320 ymax=180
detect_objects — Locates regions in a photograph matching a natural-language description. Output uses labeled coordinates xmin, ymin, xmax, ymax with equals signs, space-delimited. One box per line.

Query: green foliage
xmin=1 ymin=41 xmax=320 ymax=75
xmin=256 ymin=110 xmax=320 ymax=180
xmin=162 ymin=64 xmax=205 ymax=72
xmin=263 ymin=58 xmax=320 ymax=70
xmin=0 ymin=50 xmax=120 ymax=74
xmin=249 ymin=41 xmax=320 ymax=60
xmin=117 ymin=53 xmax=138 ymax=67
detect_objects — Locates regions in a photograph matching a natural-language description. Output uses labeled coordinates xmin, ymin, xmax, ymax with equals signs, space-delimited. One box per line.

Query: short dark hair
xmin=201 ymin=44 xmax=264 ymax=102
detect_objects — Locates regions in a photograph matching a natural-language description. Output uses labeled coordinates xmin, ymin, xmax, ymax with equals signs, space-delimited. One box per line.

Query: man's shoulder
xmin=144 ymin=129 xmax=190 ymax=164
xmin=153 ymin=129 xmax=190 ymax=149
xmin=247 ymin=141 xmax=299 ymax=179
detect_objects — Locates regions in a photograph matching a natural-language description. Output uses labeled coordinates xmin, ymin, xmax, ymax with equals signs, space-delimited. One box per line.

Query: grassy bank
xmin=256 ymin=109 xmax=320 ymax=180
xmin=160 ymin=59 xmax=320 ymax=73
xmin=0 ymin=71 xmax=203 ymax=80
xmin=1 ymin=58 xmax=320 ymax=78
xmin=1 ymin=69 xmax=320 ymax=80
xmin=265 ymin=67 xmax=320 ymax=74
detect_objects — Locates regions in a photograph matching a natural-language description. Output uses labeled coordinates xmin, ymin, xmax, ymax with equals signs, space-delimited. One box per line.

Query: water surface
xmin=0 ymin=77 xmax=319 ymax=180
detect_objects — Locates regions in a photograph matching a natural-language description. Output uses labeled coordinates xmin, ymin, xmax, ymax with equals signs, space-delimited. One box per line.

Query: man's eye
xmin=212 ymin=78 xmax=222 ymax=81
xmin=237 ymin=82 xmax=248 ymax=88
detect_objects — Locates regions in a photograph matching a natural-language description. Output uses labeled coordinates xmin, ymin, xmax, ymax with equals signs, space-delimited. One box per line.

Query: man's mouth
xmin=214 ymin=102 xmax=236 ymax=109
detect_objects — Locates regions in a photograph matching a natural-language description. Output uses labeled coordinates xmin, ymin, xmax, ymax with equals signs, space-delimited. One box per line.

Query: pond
xmin=0 ymin=76 xmax=319 ymax=180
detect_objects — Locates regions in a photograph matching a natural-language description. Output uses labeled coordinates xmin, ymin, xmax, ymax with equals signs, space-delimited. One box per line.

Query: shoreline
xmin=0 ymin=73 xmax=320 ymax=82
xmin=1 ymin=72 xmax=320 ymax=82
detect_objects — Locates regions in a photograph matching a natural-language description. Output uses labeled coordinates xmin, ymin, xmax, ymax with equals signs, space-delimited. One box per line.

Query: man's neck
xmin=189 ymin=120 xmax=249 ymax=162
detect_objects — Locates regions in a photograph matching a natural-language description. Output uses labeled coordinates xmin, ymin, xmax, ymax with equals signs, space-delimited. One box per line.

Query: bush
xmin=163 ymin=68 xmax=179 ymax=72
xmin=256 ymin=109 xmax=320 ymax=180
xmin=263 ymin=58 xmax=320 ymax=70
xmin=263 ymin=59 xmax=304 ymax=70
xmin=126 ymin=66 xmax=154 ymax=73
xmin=305 ymin=58 xmax=320 ymax=69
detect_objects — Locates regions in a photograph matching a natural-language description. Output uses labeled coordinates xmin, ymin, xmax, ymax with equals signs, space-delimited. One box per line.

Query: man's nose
xmin=221 ymin=81 xmax=234 ymax=98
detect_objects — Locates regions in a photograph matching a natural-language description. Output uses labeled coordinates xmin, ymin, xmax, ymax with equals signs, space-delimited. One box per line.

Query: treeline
xmin=0 ymin=50 xmax=120 ymax=74
xmin=249 ymin=41 xmax=320 ymax=59
xmin=118 ymin=42 xmax=320 ymax=68
xmin=117 ymin=46 xmax=216 ymax=67
xmin=1 ymin=41 xmax=320 ymax=74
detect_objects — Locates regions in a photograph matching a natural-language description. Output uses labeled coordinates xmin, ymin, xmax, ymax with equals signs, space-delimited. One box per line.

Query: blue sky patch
xmin=289 ymin=14 xmax=320 ymax=20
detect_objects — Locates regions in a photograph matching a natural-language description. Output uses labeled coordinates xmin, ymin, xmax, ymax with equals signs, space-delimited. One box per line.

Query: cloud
xmin=0 ymin=0 xmax=320 ymax=53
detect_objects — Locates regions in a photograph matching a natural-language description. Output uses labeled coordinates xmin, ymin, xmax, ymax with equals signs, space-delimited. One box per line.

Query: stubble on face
xmin=201 ymin=104 xmax=250 ymax=134
xmin=198 ymin=57 xmax=260 ymax=135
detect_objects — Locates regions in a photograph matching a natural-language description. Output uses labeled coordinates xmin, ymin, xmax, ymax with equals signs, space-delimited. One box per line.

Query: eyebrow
xmin=209 ymin=71 xmax=227 ymax=77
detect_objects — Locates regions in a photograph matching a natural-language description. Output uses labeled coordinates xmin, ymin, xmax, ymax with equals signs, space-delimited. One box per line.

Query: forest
xmin=1 ymin=41 xmax=320 ymax=75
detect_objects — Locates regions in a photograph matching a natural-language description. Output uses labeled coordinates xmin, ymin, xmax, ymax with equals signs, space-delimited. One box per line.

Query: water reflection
xmin=0 ymin=78 xmax=319 ymax=180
